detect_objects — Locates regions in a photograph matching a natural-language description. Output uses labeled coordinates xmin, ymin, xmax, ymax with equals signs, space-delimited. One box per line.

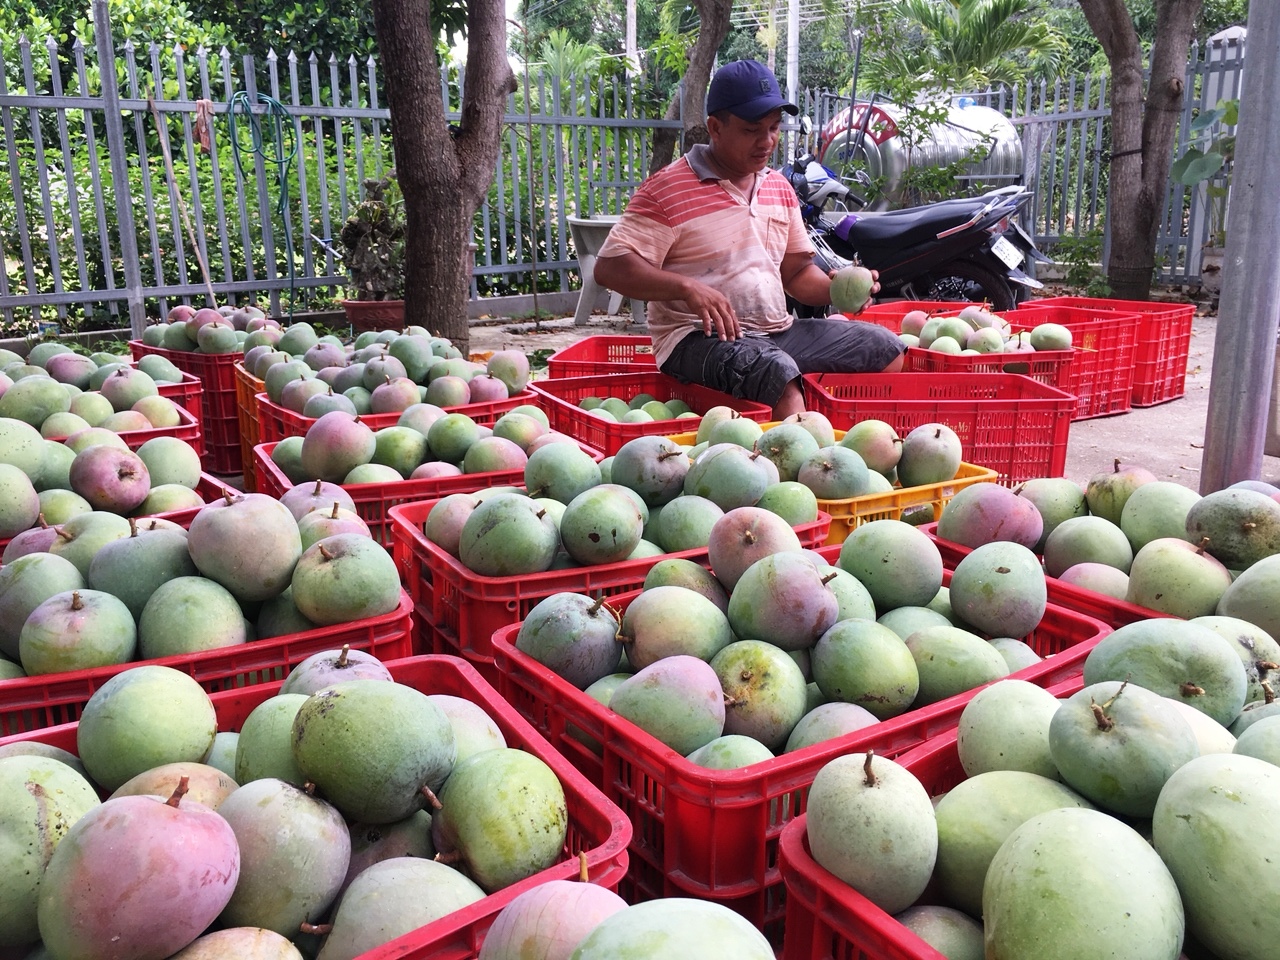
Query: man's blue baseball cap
xmin=706 ymin=60 xmax=798 ymax=121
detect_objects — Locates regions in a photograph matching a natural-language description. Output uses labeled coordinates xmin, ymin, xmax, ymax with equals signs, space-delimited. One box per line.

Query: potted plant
xmin=338 ymin=172 xmax=406 ymax=331
xmin=1170 ymin=98 xmax=1237 ymax=297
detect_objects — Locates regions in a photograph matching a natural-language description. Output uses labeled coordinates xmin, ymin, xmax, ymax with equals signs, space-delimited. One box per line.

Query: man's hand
xmin=595 ymin=252 xmax=740 ymax=340
xmin=682 ymin=278 xmax=741 ymax=341
xmin=827 ymin=266 xmax=881 ymax=314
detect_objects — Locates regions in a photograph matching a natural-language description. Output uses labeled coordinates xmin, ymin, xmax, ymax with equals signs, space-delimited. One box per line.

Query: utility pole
xmin=1200 ymin=3 xmax=1280 ymax=491
xmin=786 ymin=0 xmax=799 ymax=153
xmin=625 ymin=0 xmax=638 ymax=76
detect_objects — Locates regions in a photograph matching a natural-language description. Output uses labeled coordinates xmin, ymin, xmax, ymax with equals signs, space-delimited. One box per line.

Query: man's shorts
xmin=660 ymin=318 xmax=906 ymax=407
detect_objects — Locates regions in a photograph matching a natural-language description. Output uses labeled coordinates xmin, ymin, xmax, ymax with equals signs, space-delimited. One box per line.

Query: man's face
xmin=708 ymin=109 xmax=784 ymax=179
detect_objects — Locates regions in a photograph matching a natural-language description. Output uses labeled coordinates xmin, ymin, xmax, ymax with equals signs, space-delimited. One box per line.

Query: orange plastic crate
xmin=1000 ymin=304 xmax=1140 ymax=420
xmin=0 ymin=590 xmax=413 ymax=736
xmin=389 ymin=499 xmax=832 ymax=683
xmin=1029 ymin=295 xmax=1196 ymax=406
xmin=490 ymin=572 xmax=1109 ymax=945
xmin=0 ymin=655 xmax=632 ymax=960
xmin=253 ymin=438 xmax=602 ymax=548
xmin=234 ymin=362 xmax=265 ymax=491
xmin=545 ymin=335 xmax=658 ymax=378
xmin=528 ymin=371 xmax=773 ymax=456
xmin=801 ymin=372 xmax=1074 ymax=485
xmin=255 ymin=390 xmax=537 ymax=444
xmin=664 ymin=426 xmax=999 ymax=546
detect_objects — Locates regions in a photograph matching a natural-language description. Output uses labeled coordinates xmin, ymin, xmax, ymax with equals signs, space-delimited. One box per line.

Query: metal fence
xmin=0 ymin=30 xmax=680 ymax=331
xmin=0 ymin=27 xmax=1246 ymax=331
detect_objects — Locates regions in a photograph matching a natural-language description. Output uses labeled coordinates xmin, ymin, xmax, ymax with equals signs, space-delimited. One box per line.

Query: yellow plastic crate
xmin=665 ymin=424 xmax=999 ymax=545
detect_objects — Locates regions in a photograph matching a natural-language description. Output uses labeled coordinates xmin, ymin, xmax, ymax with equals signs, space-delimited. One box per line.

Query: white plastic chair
xmin=566 ymin=215 xmax=647 ymax=327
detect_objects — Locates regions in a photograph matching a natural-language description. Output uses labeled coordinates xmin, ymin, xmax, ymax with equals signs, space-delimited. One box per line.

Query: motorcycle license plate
xmin=991 ymin=235 xmax=1024 ymax=269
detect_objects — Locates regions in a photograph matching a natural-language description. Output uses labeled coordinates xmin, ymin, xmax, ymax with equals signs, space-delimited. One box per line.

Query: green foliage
xmin=1051 ymin=227 xmax=1111 ymax=297
xmin=520 ymin=0 xmax=663 ymax=63
xmin=1171 ymin=98 xmax=1237 ymax=185
xmin=863 ymin=0 xmax=1067 ymax=90
xmin=1171 ymin=98 xmax=1237 ymax=244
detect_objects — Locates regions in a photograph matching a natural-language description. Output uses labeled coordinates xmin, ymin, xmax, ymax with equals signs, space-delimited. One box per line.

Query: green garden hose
xmin=227 ymin=91 xmax=298 ymax=321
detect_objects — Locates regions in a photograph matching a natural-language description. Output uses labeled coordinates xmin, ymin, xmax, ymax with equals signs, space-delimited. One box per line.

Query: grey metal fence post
xmin=1200 ymin=6 xmax=1280 ymax=491
xmin=92 ymin=0 xmax=145 ymax=337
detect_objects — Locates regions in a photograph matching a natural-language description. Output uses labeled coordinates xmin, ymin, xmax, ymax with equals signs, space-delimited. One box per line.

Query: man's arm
xmin=594 ymin=252 xmax=741 ymax=340
xmin=780 ymin=252 xmax=834 ymax=306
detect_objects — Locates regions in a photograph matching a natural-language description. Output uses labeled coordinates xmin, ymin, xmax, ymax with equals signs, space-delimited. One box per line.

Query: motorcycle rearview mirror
xmin=800 ymin=116 xmax=813 ymax=136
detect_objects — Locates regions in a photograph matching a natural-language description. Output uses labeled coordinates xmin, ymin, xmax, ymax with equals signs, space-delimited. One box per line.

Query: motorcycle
xmin=781 ymin=117 xmax=1051 ymax=314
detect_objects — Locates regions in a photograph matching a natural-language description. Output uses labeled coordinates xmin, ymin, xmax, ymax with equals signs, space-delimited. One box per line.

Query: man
xmin=593 ymin=59 xmax=905 ymax=420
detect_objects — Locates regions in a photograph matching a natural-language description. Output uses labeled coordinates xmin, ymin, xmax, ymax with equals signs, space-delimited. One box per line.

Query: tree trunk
xmin=648 ymin=0 xmax=735 ymax=173
xmin=369 ymin=0 xmax=514 ymax=351
xmin=1077 ymin=0 xmax=1203 ymax=300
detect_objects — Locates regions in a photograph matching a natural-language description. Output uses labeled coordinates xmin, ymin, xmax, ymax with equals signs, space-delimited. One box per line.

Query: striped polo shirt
xmin=596 ymin=143 xmax=814 ymax=366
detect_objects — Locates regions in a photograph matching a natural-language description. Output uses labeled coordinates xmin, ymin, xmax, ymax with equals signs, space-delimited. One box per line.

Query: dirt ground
xmin=467 ymin=300 xmax=1276 ymax=493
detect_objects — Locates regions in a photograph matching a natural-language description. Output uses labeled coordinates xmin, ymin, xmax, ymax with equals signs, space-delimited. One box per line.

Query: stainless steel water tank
xmin=818 ymin=97 xmax=1023 ymax=210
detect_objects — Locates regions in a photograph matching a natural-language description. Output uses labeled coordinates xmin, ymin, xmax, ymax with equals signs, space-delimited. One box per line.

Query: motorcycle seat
xmin=833 ymin=198 xmax=993 ymax=250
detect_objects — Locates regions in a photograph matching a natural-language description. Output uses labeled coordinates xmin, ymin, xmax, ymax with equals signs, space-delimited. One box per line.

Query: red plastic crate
xmin=903 ymin=346 xmax=1076 ymax=393
xmin=490 ymin=575 xmax=1108 ymax=946
xmin=854 ymin=300 xmax=976 ymax=333
xmin=256 ymin=390 xmax=537 ymax=444
xmin=0 ymin=655 xmax=631 ymax=960
xmin=128 ymin=340 xmax=242 ymax=394
xmin=45 ymin=403 xmax=204 ymax=457
xmin=235 ymin=362 xmax=265 ymax=491
xmin=0 ymin=472 xmax=234 ymax=561
xmin=545 ymin=335 xmax=658 ymax=378
xmin=779 ymin=812 xmax=948 ymax=960
xmin=528 ymin=372 xmax=773 ymax=456
xmin=253 ymin=438 xmax=602 ymax=548
xmin=921 ymin=521 xmax=1175 ymax=630
xmin=1029 ymin=296 xmax=1196 ymax=406
xmin=801 ymin=372 xmax=1074 ymax=485
xmin=0 ymin=590 xmax=413 ymax=736
xmin=130 ymin=341 xmax=242 ymax=473
xmin=390 ymin=499 xmax=832 ymax=684
xmin=150 ymin=369 xmax=204 ymax=424
xmin=1000 ymin=304 xmax=1140 ymax=420
xmin=780 ymin=675 xmax=1086 ymax=960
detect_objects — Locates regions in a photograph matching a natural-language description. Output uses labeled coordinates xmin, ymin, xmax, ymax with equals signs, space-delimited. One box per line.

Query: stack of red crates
xmin=1029 ymin=295 xmax=1196 ymax=406
xmin=1000 ymin=303 xmax=1141 ymax=420
xmin=129 ymin=341 xmax=243 ymax=475
xmin=234 ymin=362 xmax=265 ymax=491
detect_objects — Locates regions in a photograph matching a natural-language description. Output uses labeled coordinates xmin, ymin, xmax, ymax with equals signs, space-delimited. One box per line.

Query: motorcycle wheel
xmin=915 ymin=259 xmax=1017 ymax=312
